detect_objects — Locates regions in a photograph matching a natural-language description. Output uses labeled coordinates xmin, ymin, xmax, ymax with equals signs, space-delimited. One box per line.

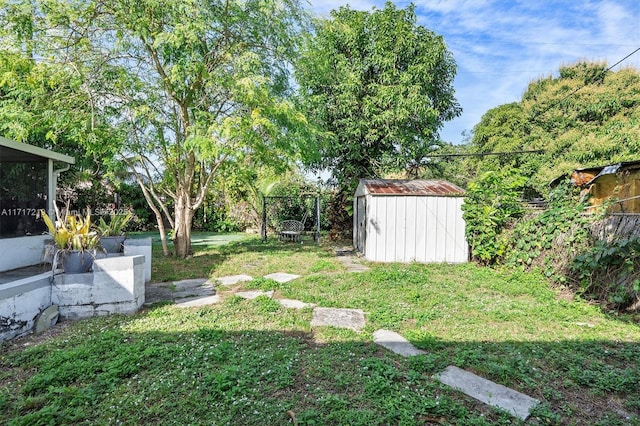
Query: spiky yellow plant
xmin=40 ymin=207 xmax=99 ymax=251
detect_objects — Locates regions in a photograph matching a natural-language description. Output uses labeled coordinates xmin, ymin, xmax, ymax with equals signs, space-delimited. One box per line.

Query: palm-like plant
xmin=40 ymin=205 xmax=100 ymax=252
xmin=96 ymin=212 xmax=133 ymax=237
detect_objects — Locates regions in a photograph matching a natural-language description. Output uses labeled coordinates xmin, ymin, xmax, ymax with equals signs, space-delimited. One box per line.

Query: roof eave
xmin=0 ymin=136 xmax=75 ymax=164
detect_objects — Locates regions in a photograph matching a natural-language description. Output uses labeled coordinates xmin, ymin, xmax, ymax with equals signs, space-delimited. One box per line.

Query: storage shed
xmin=353 ymin=179 xmax=468 ymax=263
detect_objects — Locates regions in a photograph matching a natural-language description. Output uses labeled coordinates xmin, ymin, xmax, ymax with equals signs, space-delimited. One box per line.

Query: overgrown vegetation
xmin=1 ymin=236 xmax=639 ymax=425
xmin=463 ymin=172 xmax=640 ymax=311
xmin=466 ymin=62 xmax=640 ymax=192
xmin=461 ymin=169 xmax=527 ymax=264
xmin=503 ymin=181 xmax=594 ymax=278
xmin=571 ymin=237 xmax=640 ymax=310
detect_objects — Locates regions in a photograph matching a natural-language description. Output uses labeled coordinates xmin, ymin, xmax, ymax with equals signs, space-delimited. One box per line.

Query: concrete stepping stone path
xmin=277 ymin=298 xmax=315 ymax=309
xmin=235 ymin=290 xmax=274 ymax=300
xmin=373 ymin=329 xmax=426 ymax=357
xmin=145 ymin=278 xmax=215 ymax=305
xmin=216 ymin=274 xmax=253 ymax=286
xmin=436 ymin=366 xmax=539 ymax=421
xmin=334 ymin=247 xmax=369 ymax=273
xmin=175 ymin=295 xmax=221 ymax=308
xmin=264 ymin=272 xmax=300 ymax=283
xmin=310 ymin=307 xmax=366 ymax=331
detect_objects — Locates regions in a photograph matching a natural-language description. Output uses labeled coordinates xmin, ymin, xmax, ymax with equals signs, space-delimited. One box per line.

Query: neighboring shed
xmin=555 ymin=160 xmax=640 ymax=213
xmin=353 ymin=179 xmax=468 ymax=263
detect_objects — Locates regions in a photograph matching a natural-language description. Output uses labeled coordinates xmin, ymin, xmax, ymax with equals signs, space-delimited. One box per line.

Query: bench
xmin=278 ymin=220 xmax=304 ymax=242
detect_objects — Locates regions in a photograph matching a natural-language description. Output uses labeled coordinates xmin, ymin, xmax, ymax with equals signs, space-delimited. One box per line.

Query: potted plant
xmin=41 ymin=206 xmax=101 ymax=273
xmin=96 ymin=212 xmax=133 ymax=253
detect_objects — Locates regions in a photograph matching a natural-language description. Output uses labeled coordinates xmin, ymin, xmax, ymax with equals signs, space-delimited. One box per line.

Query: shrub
xmin=570 ymin=237 xmax=640 ymax=310
xmin=462 ymin=169 xmax=527 ymax=264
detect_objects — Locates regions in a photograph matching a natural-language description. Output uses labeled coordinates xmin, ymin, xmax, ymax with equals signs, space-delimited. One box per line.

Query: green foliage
xmin=1 ymin=0 xmax=313 ymax=257
xmin=192 ymin=194 xmax=241 ymax=233
xmin=115 ymin=182 xmax=155 ymax=231
xmin=96 ymin=212 xmax=133 ymax=237
xmin=263 ymin=176 xmax=324 ymax=232
xmin=498 ymin=181 xmax=640 ymax=310
xmin=296 ymin=2 xmax=460 ymax=234
xmin=467 ymin=62 xmax=640 ymax=191
xmin=0 ymin=51 xmax=115 ymax=190
xmin=462 ymin=169 xmax=527 ymax=264
xmin=504 ymin=182 xmax=594 ymax=280
xmin=570 ymin=237 xmax=640 ymax=309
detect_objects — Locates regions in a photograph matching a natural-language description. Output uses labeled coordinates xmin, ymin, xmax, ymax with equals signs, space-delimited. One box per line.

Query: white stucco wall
xmin=0 ymin=273 xmax=52 ymax=341
xmin=0 ymin=235 xmax=48 ymax=272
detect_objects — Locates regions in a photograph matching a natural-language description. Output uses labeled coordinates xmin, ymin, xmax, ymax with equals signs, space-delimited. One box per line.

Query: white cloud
xmin=306 ymin=0 xmax=640 ymax=143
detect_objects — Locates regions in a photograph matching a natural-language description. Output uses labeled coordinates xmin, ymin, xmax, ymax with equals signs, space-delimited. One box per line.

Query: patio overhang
xmin=0 ymin=136 xmax=75 ymax=272
xmin=0 ymin=136 xmax=75 ymax=165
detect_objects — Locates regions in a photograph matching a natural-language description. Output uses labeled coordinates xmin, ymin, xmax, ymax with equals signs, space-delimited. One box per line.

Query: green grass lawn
xmin=1 ymin=235 xmax=639 ymax=425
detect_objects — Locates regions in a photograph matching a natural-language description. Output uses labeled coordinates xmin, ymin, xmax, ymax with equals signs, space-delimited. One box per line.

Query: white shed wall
xmin=363 ymin=195 xmax=468 ymax=263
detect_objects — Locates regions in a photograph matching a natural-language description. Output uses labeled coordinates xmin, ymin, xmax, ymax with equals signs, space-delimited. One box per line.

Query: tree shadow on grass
xmin=2 ymin=300 xmax=639 ymax=425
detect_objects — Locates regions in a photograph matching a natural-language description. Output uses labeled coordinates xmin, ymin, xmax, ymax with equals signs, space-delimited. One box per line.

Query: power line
xmin=423 ymin=149 xmax=545 ymax=158
xmin=531 ymin=46 xmax=640 ymax=119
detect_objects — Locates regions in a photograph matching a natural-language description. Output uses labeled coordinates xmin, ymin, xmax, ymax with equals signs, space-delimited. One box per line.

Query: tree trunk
xmin=173 ymin=194 xmax=194 ymax=258
xmin=156 ymin=214 xmax=170 ymax=257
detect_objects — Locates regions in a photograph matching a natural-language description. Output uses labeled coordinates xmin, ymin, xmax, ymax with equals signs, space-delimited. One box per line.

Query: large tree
xmin=296 ymin=2 xmax=461 ymax=234
xmin=0 ymin=51 xmax=114 ymax=183
xmin=468 ymin=62 xmax=640 ymax=193
xmin=2 ymin=0 xmax=311 ymax=257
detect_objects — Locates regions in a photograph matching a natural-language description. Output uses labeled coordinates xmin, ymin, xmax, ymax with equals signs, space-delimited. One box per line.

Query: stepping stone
xmin=436 ymin=366 xmax=539 ymax=421
xmin=310 ymin=307 xmax=366 ymax=331
xmin=172 ymin=279 xmax=215 ymax=299
xmin=346 ymin=263 xmax=370 ymax=273
xmin=264 ymin=272 xmax=300 ymax=283
xmin=334 ymin=247 xmax=355 ymax=256
xmin=336 ymin=255 xmax=370 ymax=273
xmin=373 ymin=329 xmax=426 ymax=357
xmin=277 ymin=298 xmax=315 ymax=309
xmin=216 ymin=274 xmax=253 ymax=286
xmin=175 ymin=295 xmax=221 ymax=308
xmin=173 ymin=278 xmax=211 ymax=290
xmin=235 ymin=290 xmax=274 ymax=300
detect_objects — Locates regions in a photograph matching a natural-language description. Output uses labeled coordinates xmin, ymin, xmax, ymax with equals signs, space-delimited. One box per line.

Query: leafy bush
xmin=570 ymin=237 xmax=640 ymax=309
xmin=462 ymin=169 xmax=527 ymax=264
xmin=504 ymin=182 xmax=593 ymax=281
xmin=501 ymin=181 xmax=639 ymax=311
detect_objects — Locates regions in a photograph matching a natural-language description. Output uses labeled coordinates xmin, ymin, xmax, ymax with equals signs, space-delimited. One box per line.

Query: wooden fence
xmin=590 ymin=213 xmax=640 ymax=242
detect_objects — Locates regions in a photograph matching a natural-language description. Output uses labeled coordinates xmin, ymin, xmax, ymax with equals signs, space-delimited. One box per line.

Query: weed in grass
xmin=309 ymin=259 xmax=340 ymax=273
xmin=252 ymin=295 xmax=282 ymax=313
xmin=248 ymin=277 xmax=282 ymax=291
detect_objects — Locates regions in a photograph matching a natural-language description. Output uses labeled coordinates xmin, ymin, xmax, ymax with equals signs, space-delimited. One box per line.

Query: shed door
xmin=356 ymin=196 xmax=366 ymax=254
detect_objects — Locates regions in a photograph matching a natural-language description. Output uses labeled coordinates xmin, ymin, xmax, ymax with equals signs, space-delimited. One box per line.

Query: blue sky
xmin=307 ymin=0 xmax=640 ymax=145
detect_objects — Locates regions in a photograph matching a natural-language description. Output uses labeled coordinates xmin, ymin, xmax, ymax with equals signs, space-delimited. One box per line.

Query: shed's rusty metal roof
xmin=360 ymin=179 xmax=465 ymax=196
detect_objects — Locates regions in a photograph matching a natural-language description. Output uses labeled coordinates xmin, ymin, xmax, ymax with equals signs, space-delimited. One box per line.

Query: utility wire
xmin=423 ymin=149 xmax=545 ymax=158
xmin=531 ymin=46 xmax=640 ymax=119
